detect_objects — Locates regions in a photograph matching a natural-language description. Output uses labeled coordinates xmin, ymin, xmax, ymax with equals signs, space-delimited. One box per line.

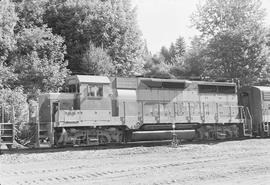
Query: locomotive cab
xmin=56 ymin=75 xmax=113 ymax=126
xmin=37 ymin=75 xmax=119 ymax=146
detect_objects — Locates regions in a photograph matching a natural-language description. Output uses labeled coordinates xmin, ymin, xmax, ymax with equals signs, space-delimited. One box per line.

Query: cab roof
xmin=66 ymin=75 xmax=110 ymax=84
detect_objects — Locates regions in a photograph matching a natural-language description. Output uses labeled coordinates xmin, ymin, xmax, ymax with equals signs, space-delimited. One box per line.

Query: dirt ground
xmin=1 ymin=139 xmax=270 ymax=185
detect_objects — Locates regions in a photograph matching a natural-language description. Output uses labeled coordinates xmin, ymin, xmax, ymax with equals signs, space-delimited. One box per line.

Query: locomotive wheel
xmin=98 ymin=135 xmax=109 ymax=144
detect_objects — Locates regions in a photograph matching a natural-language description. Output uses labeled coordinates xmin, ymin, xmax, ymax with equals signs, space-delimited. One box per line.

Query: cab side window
xmin=87 ymin=85 xmax=103 ymax=97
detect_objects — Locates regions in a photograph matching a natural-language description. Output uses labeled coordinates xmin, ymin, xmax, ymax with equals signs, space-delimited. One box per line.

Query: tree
xmin=183 ymin=36 xmax=206 ymax=77
xmin=191 ymin=0 xmax=270 ymax=85
xmin=160 ymin=46 xmax=171 ymax=64
xmin=175 ymin=36 xmax=185 ymax=58
xmin=0 ymin=0 xmax=17 ymax=62
xmin=0 ymin=0 xmax=28 ymax=126
xmin=81 ymin=43 xmax=114 ymax=75
xmin=168 ymin=36 xmax=186 ymax=65
xmin=0 ymin=65 xmax=17 ymax=89
xmin=45 ymin=0 xmax=146 ymax=76
xmin=0 ymin=0 xmax=18 ymax=88
xmin=205 ymin=28 xmax=269 ymax=84
xmin=13 ymin=26 xmax=69 ymax=93
xmin=191 ymin=0 xmax=265 ymax=38
xmin=143 ymin=54 xmax=173 ymax=79
xmin=0 ymin=0 xmax=70 ymax=93
xmin=0 ymin=87 xmax=27 ymax=123
xmin=171 ymin=36 xmax=206 ymax=78
xmin=14 ymin=0 xmax=48 ymax=30
xmin=169 ymin=43 xmax=176 ymax=63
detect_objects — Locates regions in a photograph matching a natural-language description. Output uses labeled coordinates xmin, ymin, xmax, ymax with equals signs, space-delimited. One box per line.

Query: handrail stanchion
xmin=229 ymin=105 xmax=232 ymax=122
xmin=36 ymin=104 xmax=40 ymax=148
xmin=0 ymin=104 xmax=2 ymax=153
xmin=141 ymin=101 xmax=144 ymax=124
xmin=123 ymin=101 xmax=126 ymax=125
xmin=171 ymin=119 xmax=180 ymax=147
xmin=171 ymin=112 xmax=179 ymax=147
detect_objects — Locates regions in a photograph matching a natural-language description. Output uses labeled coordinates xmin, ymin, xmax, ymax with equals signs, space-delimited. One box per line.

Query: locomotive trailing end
xmin=28 ymin=75 xmax=250 ymax=147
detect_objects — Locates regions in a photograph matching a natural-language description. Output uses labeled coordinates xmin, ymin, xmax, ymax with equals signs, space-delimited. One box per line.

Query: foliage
xmin=191 ymin=0 xmax=270 ymax=85
xmin=0 ymin=0 xmax=17 ymax=63
xmin=0 ymin=0 xmax=69 ymax=95
xmin=13 ymin=26 xmax=69 ymax=93
xmin=204 ymin=28 xmax=269 ymax=84
xmin=177 ymin=36 xmax=207 ymax=78
xmin=14 ymin=0 xmax=48 ymax=30
xmin=174 ymin=36 xmax=186 ymax=58
xmin=143 ymin=55 xmax=173 ymax=79
xmin=81 ymin=43 xmax=114 ymax=75
xmin=156 ymin=36 xmax=186 ymax=67
xmin=45 ymin=0 xmax=145 ymax=76
xmin=0 ymin=86 xmax=33 ymax=146
xmin=0 ymin=87 xmax=28 ymax=123
xmin=168 ymin=43 xmax=176 ymax=64
xmin=0 ymin=0 xmax=18 ymax=88
xmin=191 ymin=0 xmax=265 ymax=38
xmin=169 ymin=64 xmax=187 ymax=79
xmin=0 ymin=65 xmax=17 ymax=89
xmin=160 ymin=46 xmax=171 ymax=64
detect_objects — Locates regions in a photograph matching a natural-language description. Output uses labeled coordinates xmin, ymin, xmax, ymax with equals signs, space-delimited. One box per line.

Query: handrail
xmin=245 ymin=107 xmax=253 ymax=123
xmin=55 ymin=101 xmax=245 ymax=125
xmin=243 ymin=107 xmax=253 ymax=136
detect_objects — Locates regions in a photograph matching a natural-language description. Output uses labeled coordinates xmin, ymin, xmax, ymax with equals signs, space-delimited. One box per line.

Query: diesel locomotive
xmin=27 ymin=75 xmax=254 ymax=147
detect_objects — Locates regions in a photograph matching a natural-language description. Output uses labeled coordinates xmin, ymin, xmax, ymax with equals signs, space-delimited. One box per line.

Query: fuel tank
xmin=139 ymin=123 xmax=199 ymax=131
xmin=131 ymin=130 xmax=196 ymax=141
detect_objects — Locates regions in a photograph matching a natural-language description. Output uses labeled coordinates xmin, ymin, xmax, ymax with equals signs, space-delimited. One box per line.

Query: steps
xmin=37 ymin=122 xmax=53 ymax=147
xmin=0 ymin=104 xmax=15 ymax=148
xmin=0 ymin=122 xmax=14 ymax=145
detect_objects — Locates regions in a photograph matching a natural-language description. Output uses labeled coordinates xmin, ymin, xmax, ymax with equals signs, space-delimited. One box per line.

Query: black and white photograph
xmin=1 ymin=0 xmax=270 ymax=184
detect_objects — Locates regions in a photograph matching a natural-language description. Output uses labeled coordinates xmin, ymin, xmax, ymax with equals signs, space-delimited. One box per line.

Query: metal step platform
xmin=0 ymin=104 xmax=15 ymax=149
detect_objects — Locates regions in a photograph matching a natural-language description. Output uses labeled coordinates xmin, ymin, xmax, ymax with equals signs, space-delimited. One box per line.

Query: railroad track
xmin=0 ymin=137 xmax=249 ymax=155
xmin=0 ymin=140 xmax=172 ymax=154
